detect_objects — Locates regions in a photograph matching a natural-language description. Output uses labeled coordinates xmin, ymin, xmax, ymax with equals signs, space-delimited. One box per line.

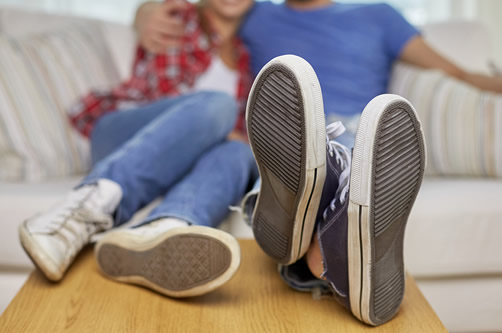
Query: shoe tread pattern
xmin=254 ymin=212 xmax=289 ymax=260
xmin=97 ymin=234 xmax=231 ymax=292
xmin=248 ymin=64 xmax=306 ymax=263
xmin=370 ymin=102 xmax=425 ymax=323
xmin=250 ymin=69 xmax=303 ymax=194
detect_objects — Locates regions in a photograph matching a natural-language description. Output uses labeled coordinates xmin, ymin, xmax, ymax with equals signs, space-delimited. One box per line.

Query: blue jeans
xmin=82 ymin=91 xmax=257 ymax=228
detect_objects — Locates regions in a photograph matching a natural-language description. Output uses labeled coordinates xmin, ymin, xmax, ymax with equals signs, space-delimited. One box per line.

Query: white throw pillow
xmin=0 ymin=23 xmax=121 ymax=181
xmin=389 ymin=63 xmax=502 ymax=178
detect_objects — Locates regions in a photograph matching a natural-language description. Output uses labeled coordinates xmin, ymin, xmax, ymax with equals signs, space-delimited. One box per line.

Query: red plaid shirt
xmin=69 ymin=3 xmax=251 ymax=137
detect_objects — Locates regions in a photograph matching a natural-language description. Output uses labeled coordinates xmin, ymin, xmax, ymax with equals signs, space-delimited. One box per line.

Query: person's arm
xmin=134 ymin=1 xmax=187 ymax=53
xmin=400 ymin=36 xmax=502 ymax=94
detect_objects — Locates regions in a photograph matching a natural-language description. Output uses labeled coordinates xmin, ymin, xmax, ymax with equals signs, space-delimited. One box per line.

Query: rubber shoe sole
xmin=348 ymin=94 xmax=426 ymax=326
xmin=19 ymin=222 xmax=65 ymax=282
xmin=246 ymin=55 xmax=326 ymax=265
xmin=95 ymin=226 xmax=241 ymax=298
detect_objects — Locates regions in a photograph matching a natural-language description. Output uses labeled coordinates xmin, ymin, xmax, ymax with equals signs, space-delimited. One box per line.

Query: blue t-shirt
xmin=240 ymin=2 xmax=419 ymax=116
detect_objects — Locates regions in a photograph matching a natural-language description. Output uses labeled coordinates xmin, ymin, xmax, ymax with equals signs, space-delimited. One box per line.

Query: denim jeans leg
xmin=80 ymin=91 xmax=238 ymax=226
xmin=89 ymin=94 xmax=208 ymax=165
xmin=144 ymin=140 xmax=256 ymax=228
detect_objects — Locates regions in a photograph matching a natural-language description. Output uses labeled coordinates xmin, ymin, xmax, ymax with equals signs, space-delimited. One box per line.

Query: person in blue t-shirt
xmin=239 ymin=1 xmax=423 ymax=145
xmin=134 ymin=0 xmax=502 ymax=326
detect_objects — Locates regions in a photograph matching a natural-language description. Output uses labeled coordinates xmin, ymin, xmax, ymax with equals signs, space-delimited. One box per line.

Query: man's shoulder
xmin=243 ymin=0 xmax=278 ymax=27
xmin=243 ymin=2 xmax=401 ymax=24
xmin=334 ymin=2 xmax=394 ymax=14
xmin=248 ymin=1 xmax=276 ymax=14
xmin=246 ymin=2 xmax=395 ymax=17
xmin=332 ymin=2 xmax=402 ymax=24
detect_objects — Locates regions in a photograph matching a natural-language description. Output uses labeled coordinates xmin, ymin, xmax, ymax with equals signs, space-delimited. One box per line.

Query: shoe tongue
xmin=315 ymin=153 xmax=342 ymax=222
xmin=88 ymin=179 xmax=123 ymax=215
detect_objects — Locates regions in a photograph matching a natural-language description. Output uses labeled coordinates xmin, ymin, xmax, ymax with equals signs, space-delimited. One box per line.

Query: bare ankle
xmin=306 ymin=233 xmax=325 ymax=279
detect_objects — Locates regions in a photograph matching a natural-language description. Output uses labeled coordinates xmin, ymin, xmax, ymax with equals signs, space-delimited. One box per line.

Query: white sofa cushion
xmin=405 ymin=177 xmax=502 ymax=277
xmin=389 ymin=63 xmax=502 ymax=178
xmin=0 ymin=8 xmax=136 ymax=82
xmin=417 ymin=277 xmax=502 ymax=332
xmin=0 ymin=23 xmax=122 ymax=181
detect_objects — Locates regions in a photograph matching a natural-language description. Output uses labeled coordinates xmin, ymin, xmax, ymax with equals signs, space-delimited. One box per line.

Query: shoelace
xmin=66 ymin=208 xmax=112 ymax=253
xmin=322 ymin=121 xmax=352 ymax=221
xmin=45 ymin=186 xmax=112 ymax=246
xmin=44 ymin=186 xmax=96 ymax=233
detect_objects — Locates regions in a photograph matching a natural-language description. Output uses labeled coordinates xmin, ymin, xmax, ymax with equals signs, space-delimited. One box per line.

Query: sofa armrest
xmin=389 ymin=63 xmax=502 ymax=178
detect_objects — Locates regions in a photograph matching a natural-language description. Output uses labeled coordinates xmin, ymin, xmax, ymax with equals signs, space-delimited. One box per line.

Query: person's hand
xmin=134 ymin=1 xmax=188 ymax=54
xmin=463 ymin=73 xmax=502 ymax=94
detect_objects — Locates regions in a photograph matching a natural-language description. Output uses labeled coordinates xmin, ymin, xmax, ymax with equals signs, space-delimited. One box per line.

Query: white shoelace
xmin=67 ymin=208 xmax=112 ymax=252
xmin=44 ymin=186 xmax=94 ymax=232
xmin=43 ymin=186 xmax=112 ymax=246
xmin=322 ymin=121 xmax=352 ymax=221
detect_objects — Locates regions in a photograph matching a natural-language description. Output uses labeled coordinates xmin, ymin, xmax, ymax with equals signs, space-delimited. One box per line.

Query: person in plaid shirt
xmin=19 ymin=0 xmax=257 ymax=298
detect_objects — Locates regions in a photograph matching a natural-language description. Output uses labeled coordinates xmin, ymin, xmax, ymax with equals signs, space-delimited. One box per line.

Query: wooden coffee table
xmin=0 ymin=240 xmax=446 ymax=332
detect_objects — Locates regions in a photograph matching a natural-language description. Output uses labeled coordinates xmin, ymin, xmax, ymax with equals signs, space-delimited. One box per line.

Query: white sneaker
xmin=95 ymin=218 xmax=241 ymax=298
xmin=19 ymin=179 xmax=122 ymax=281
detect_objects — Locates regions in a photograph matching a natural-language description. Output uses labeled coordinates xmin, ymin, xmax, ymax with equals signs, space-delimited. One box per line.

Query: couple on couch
xmin=19 ymin=0 xmax=502 ymax=326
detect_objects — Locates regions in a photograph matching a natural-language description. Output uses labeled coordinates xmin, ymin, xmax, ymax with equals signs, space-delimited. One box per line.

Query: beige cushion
xmin=417 ymin=277 xmax=502 ymax=332
xmin=405 ymin=178 xmax=502 ymax=277
xmin=389 ymin=63 xmax=502 ymax=178
xmin=0 ymin=24 xmax=121 ymax=181
xmin=0 ymin=7 xmax=136 ymax=81
xmin=99 ymin=21 xmax=136 ymax=81
xmin=0 ymin=7 xmax=96 ymax=37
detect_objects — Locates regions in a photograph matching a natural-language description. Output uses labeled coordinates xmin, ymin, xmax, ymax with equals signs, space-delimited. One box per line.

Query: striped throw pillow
xmin=389 ymin=63 xmax=502 ymax=178
xmin=0 ymin=24 xmax=120 ymax=181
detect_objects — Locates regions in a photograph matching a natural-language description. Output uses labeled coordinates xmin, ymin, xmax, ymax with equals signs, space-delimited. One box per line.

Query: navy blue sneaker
xmin=278 ymin=121 xmax=349 ymax=303
xmin=318 ymin=94 xmax=426 ymax=326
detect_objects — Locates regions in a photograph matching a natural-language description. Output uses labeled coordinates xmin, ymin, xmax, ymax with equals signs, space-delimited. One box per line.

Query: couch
xmin=0 ymin=8 xmax=501 ymax=332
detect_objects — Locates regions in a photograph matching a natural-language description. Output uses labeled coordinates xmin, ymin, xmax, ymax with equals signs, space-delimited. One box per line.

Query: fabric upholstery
xmin=0 ymin=24 xmax=120 ymax=181
xmin=389 ymin=63 xmax=502 ymax=178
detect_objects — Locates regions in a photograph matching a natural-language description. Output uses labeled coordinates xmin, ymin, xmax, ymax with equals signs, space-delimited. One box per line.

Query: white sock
xmin=160 ymin=217 xmax=190 ymax=229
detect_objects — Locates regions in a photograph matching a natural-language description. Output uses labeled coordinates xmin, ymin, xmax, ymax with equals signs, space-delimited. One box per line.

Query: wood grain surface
xmin=0 ymin=240 xmax=446 ymax=332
